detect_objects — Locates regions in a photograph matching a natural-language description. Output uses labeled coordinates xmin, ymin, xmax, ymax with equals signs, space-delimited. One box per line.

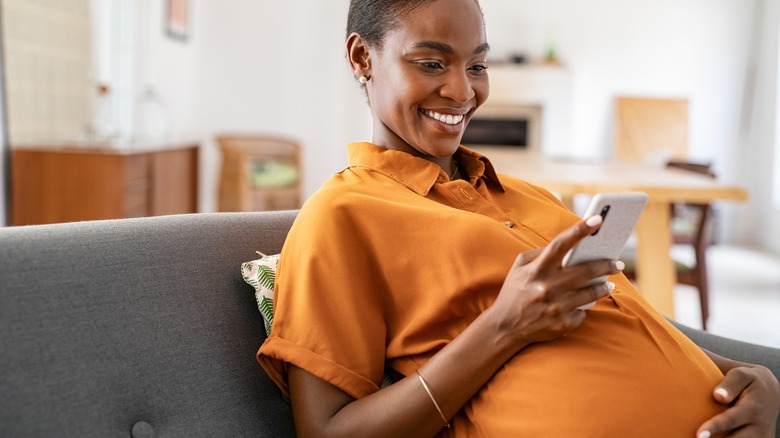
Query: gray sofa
xmin=1 ymin=211 xmax=778 ymax=437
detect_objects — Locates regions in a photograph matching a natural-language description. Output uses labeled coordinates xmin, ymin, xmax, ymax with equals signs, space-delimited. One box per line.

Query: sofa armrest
xmin=670 ymin=320 xmax=780 ymax=377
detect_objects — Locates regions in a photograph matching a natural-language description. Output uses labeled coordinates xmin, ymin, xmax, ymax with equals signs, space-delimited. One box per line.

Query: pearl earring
xmin=358 ymin=75 xmax=369 ymax=85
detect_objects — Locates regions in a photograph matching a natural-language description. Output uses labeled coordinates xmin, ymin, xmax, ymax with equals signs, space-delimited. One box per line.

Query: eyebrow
xmin=412 ymin=41 xmax=491 ymax=55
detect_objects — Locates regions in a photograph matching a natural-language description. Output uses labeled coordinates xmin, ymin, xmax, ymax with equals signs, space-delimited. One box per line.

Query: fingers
xmin=514 ymin=216 xmax=613 ymax=285
xmin=537 ymin=259 xmax=622 ymax=305
xmin=582 ymin=280 xmax=615 ymax=306
xmin=696 ymin=367 xmax=779 ymax=438
xmin=510 ymin=244 xmax=622 ymax=312
xmin=713 ymin=368 xmax=753 ymax=405
xmin=562 ymin=280 xmax=614 ymax=310
xmin=696 ymin=406 xmax=751 ymax=438
xmin=538 ymin=215 xmax=603 ymax=268
xmin=562 ymin=259 xmax=625 ymax=286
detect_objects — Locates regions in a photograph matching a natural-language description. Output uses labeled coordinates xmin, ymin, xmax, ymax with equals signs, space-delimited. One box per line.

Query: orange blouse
xmin=258 ymin=142 xmax=725 ymax=437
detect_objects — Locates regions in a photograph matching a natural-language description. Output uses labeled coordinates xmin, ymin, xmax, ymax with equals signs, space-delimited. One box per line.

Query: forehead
xmin=386 ymin=0 xmax=487 ymax=51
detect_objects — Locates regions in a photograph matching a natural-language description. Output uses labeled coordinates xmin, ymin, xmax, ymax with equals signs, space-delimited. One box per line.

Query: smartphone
xmin=562 ymin=192 xmax=648 ymax=309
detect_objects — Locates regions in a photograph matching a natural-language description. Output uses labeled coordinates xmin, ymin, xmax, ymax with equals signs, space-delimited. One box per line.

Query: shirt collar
xmin=346 ymin=142 xmax=505 ymax=196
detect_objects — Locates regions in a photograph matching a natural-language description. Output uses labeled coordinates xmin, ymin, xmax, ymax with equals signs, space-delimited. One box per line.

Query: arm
xmin=288 ymin=216 xmax=622 ymax=438
xmin=696 ymin=349 xmax=780 ymax=438
xmin=289 ymin=305 xmax=519 ymax=438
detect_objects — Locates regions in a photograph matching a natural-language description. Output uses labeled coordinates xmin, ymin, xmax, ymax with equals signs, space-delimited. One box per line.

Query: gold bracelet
xmin=416 ymin=370 xmax=450 ymax=429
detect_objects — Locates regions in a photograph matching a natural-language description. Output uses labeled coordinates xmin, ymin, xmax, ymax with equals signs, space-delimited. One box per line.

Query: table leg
xmin=634 ymin=201 xmax=676 ymax=318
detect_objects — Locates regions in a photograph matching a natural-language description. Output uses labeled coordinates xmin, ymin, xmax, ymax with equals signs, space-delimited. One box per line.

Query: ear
xmin=346 ymin=32 xmax=371 ymax=80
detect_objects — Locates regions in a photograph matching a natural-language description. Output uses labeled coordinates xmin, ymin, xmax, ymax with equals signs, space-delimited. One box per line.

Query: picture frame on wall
xmin=165 ymin=0 xmax=189 ymax=41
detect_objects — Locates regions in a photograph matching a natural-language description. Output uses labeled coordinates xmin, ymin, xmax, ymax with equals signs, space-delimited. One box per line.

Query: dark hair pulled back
xmin=347 ymin=0 xmax=480 ymax=50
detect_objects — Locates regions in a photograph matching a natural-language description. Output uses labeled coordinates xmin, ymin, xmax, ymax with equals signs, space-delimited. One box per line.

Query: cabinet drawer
xmin=125 ymin=155 xmax=149 ymax=184
xmin=123 ymin=188 xmax=149 ymax=217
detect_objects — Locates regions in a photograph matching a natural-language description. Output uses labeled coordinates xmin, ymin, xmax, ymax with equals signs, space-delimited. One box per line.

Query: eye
xmin=469 ymin=64 xmax=488 ymax=73
xmin=418 ymin=61 xmax=443 ymax=70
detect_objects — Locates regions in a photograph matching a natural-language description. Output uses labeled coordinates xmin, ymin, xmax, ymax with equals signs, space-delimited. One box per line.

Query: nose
xmin=440 ymin=70 xmax=475 ymax=103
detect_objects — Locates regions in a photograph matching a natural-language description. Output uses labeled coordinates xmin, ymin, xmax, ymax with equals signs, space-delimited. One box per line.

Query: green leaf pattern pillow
xmin=241 ymin=252 xmax=280 ymax=336
xmin=242 ymin=252 xmax=397 ymax=388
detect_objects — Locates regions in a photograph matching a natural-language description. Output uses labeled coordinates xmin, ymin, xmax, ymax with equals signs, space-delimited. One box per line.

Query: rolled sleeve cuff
xmin=257 ymin=335 xmax=381 ymax=400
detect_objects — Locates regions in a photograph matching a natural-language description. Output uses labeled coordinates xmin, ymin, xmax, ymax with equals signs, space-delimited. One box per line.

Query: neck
xmin=450 ymin=157 xmax=461 ymax=180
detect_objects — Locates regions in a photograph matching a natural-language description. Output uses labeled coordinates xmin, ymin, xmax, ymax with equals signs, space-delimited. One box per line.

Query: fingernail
xmin=585 ymin=215 xmax=602 ymax=227
xmin=606 ymin=281 xmax=615 ymax=292
xmin=698 ymin=431 xmax=711 ymax=438
xmin=614 ymin=260 xmax=625 ymax=271
xmin=715 ymin=388 xmax=729 ymax=398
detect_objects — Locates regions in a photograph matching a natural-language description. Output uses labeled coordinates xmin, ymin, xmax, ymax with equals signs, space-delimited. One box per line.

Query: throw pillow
xmin=241 ymin=252 xmax=280 ymax=336
xmin=243 ymin=252 xmax=397 ymax=389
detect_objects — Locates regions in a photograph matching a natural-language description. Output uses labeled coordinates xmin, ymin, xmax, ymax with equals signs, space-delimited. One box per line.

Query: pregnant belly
xmin=461 ymin=294 xmax=725 ymax=437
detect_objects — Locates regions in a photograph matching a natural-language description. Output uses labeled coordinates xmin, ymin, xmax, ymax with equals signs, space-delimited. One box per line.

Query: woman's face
xmin=365 ymin=0 xmax=489 ymax=160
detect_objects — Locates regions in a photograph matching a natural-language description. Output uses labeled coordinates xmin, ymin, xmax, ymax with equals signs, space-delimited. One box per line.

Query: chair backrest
xmin=666 ymin=160 xmax=716 ymax=245
xmin=615 ymin=96 xmax=689 ymax=164
xmin=217 ymin=135 xmax=302 ymax=212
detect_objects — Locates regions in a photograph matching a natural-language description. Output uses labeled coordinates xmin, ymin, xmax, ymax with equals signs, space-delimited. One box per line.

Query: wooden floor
xmin=672 ymin=244 xmax=780 ymax=348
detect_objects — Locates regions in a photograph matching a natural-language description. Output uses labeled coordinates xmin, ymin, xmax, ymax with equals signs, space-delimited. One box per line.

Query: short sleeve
xmin=257 ymin=195 xmax=388 ymax=400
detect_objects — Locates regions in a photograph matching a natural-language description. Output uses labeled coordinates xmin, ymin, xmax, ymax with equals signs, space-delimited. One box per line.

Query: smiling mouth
xmin=423 ymin=110 xmax=465 ymax=126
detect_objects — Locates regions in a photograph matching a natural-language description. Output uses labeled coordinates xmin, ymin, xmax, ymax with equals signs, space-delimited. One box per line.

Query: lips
xmin=423 ymin=109 xmax=465 ymax=125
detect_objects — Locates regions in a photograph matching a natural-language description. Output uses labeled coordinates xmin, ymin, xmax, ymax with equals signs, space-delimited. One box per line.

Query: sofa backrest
xmin=0 ymin=211 xmax=297 ymax=437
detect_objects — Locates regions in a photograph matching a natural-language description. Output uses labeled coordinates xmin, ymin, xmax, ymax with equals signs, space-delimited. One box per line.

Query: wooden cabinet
xmin=11 ymin=144 xmax=198 ymax=225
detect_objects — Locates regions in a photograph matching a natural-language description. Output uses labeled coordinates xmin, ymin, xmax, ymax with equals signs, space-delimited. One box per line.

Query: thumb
xmin=713 ymin=368 xmax=754 ymax=405
xmin=712 ymin=386 xmax=735 ymax=405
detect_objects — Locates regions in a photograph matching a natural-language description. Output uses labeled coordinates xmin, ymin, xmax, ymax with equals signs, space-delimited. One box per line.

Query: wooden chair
xmin=622 ymin=161 xmax=716 ymax=329
xmin=217 ymin=135 xmax=301 ymax=212
xmin=615 ymin=96 xmax=689 ymax=164
xmin=615 ymin=97 xmax=715 ymax=329
xmin=668 ymin=161 xmax=716 ymax=327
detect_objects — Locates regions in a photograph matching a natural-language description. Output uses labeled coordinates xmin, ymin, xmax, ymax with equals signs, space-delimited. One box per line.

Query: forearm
xmin=291 ymin=306 xmax=522 ymax=438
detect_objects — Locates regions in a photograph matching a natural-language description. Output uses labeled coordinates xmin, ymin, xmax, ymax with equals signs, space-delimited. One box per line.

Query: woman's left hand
xmin=696 ymin=365 xmax=780 ymax=438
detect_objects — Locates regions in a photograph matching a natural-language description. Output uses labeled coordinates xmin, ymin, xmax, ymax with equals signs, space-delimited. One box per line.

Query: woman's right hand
xmin=489 ymin=215 xmax=624 ymax=349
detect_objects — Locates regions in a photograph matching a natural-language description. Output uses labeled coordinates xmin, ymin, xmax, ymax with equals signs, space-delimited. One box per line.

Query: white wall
xmin=131 ymin=0 xmax=200 ymax=142
xmin=129 ymin=0 xmax=761 ymax=247
xmin=482 ymin=0 xmax=754 ymax=164
xmin=192 ymin=0 xmax=370 ymax=212
xmin=482 ymin=0 xmax=757 ymax=244
xmin=736 ymin=0 xmax=780 ymax=251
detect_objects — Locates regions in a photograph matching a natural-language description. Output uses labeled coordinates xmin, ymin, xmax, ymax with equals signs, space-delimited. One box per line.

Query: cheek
xmin=388 ymin=84 xmax=422 ymax=118
xmin=475 ymin=79 xmax=490 ymax=108
xmin=375 ymin=74 xmax=415 ymax=109
xmin=371 ymin=86 xmax=418 ymax=135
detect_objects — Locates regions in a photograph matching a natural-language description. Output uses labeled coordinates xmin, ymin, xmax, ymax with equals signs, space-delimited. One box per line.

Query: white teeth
xmin=425 ymin=110 xmax=464 ymax=125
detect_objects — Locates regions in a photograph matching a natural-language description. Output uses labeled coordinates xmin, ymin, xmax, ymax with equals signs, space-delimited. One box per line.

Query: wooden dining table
xmin=473 ymin=146 xmax=749 ymax=318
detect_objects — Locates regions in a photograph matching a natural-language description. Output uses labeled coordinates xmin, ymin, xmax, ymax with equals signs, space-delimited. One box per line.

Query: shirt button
xmin=504 ymin=221 xmax=514 ymax=228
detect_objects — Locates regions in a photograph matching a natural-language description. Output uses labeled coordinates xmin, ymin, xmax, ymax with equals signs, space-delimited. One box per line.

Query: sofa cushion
xmin=241 ymin=253 xmax=280 ymax=336
xmin=0 ymin=212 xmax=298 ymax=437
